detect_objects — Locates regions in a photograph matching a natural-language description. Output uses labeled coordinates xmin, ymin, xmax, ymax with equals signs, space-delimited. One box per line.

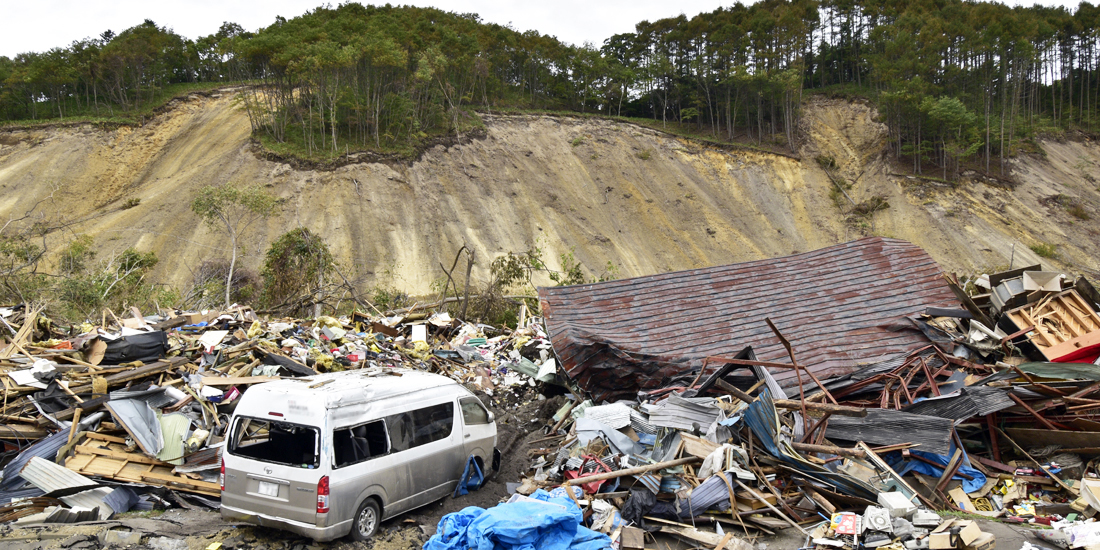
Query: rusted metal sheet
xmin=538 ymin=237 xmax=957 ymax=401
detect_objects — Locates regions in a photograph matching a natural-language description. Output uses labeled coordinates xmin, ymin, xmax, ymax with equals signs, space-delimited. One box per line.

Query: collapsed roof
xmin=538 ymin=237 xmax=958 ymax=401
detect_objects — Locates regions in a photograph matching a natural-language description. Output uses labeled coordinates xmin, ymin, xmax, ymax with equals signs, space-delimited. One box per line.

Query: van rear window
xmin=229 ymin=417 xmax=320 ymax=468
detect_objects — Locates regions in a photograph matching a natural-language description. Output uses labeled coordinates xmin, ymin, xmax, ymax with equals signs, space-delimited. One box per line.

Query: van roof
xmin=239 ymin=368 xmax=463 ymax=411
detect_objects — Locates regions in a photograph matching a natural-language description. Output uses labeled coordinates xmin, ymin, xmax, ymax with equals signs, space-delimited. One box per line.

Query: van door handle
xmin=465 ymin=433 xmax=471 ymax=439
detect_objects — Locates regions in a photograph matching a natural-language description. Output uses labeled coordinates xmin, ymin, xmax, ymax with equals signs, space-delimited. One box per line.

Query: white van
xmin=220 ymin=368 xmax=498 ymax=541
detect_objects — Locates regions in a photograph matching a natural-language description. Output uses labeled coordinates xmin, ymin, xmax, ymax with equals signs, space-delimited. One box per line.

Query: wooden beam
xmin=563 ymin=457 xmax=701 ymax=487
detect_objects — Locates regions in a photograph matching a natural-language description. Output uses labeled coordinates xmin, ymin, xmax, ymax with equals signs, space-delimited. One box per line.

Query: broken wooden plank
xmin=200 ymin=375 xmax=280 ymax=387
xmin=66 ymin=444 xmax=219 ymax=497
xmin=680 ymin=433 xmax=720 ymax=459
xmin=68 ymin=356 xmax=190 ymax=393
xmin=0 ymin=423 xmax=49 ymax=439
xmin=563 ymin=456 xmax=701 ymax=488
xmin=1005 ymin=427 xmax=1100 ymax=449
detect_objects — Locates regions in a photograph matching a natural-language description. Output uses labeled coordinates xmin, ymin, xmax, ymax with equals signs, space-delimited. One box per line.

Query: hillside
xmin=0 ymin=90 xmax=1097 ymax=301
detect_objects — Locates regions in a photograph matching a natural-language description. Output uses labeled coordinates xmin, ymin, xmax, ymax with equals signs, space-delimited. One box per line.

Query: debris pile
xmin=0 ymin=302 xmax=550 ymax=526
xmin=491 ymin=238 xmax=1100 ymax=550
xmin=4 ymin=236 xmax=1100 ymax=550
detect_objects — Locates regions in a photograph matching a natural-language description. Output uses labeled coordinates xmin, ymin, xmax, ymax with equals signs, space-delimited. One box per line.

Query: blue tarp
xmin=885 ymin=440 xmax=987 ymax=493
xmin=425 ymin=490 xmax=611 ymax=550
xmin=454 ymin=455 xmax=485 ymax=498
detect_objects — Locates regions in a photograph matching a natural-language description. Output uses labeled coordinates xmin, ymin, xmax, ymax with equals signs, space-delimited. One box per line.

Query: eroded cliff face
xmin=0 ymin=90 xmax=1096 ymax=297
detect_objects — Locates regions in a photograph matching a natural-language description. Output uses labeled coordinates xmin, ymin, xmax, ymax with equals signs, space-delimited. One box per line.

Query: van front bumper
xmin=221 ymin=504 xmax=349 ymax=542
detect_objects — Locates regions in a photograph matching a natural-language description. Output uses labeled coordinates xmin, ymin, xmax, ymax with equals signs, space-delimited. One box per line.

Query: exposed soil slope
xmin=0 ymin=91 xmax=1097 ymax=298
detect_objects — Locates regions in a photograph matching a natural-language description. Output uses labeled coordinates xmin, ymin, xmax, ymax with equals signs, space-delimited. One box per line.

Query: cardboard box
xmin=184 ymin=311 xmax=212 ymax=325
xmin=930 ymin=519 xmax=982 ymax=549
xmin=963 ymin=532 xmax=995 ymax=550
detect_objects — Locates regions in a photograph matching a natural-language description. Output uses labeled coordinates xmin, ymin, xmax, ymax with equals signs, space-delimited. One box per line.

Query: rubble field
xmin=3 ymin=237 xmax=1100 ymax=550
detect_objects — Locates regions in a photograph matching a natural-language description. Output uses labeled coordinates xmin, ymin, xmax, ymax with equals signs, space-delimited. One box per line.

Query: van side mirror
xmin=487 ymin=411 xmax=495 ymax=423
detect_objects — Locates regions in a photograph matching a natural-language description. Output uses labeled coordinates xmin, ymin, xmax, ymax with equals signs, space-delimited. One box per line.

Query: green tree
xmin=260 ymin=227 xmax=335 ymax=315
xmin=191 ymin=183 xmax=280 ymax=308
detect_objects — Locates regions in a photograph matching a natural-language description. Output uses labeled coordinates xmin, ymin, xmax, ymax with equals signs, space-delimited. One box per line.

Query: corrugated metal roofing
xmin=60 ymin=488 xmax=115 ymax=520
xmin=902 ymin=387 xmax=1015 ymax=420
xmin=825 ymin=408 xmax=955 ymax=455
xmin=0 ymin=430 xmax=68 ymax=492
xmin=20 ymin=457 xmax=97 ymax=494
xmin=538 ymin=237 xmax=956 ymax=402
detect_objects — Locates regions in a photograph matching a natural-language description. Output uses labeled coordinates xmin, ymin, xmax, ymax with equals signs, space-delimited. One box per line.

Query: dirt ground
xmin=0 ymin=508 xmax=1052 ymax=550
xmin=1 ymin=90 xmax=1097 ymax=298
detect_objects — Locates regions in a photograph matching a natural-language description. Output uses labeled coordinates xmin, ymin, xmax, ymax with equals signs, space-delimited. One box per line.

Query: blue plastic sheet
xmin=425 ymin=490 xmax=611 ymax=550
xmin=454 ymin=455 xmax=485 ymax=497
xmin=885 ymin=439 xmax=986 ymax=493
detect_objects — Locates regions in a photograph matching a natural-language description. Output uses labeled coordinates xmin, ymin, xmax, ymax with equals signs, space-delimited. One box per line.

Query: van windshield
xmin=229 ymin=417 xmax=320 ymax=468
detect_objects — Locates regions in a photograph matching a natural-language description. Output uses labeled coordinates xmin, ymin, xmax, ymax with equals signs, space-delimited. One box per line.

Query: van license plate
xmin=257 ymin=481 xmax=279 ymax=497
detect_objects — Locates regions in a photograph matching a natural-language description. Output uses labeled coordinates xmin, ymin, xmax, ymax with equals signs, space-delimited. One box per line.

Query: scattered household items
xmin=2 ymin=236 xmax=1100 ymax=549
xmin=0 ymin=302 xmax=548 ymax=535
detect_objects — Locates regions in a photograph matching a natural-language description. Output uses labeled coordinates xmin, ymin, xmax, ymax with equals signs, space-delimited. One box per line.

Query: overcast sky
xmin=0 ymin=0 xmax=1087 ymax=59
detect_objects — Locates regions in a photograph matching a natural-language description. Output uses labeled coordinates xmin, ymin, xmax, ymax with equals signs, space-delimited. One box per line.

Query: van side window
xmin=228 ymin=417 xmax=319 ymax=468
xmin=385 ymin=402 xmax=454 ymax=452
xmin=333 ymin=420 xmax=389 ymax=468
xmin=460 ymin=397 xmax=490 ymax=425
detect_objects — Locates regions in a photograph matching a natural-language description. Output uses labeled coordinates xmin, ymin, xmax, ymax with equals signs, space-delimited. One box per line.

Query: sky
xmin=0 ymin=0 xmax=1087 ymax=59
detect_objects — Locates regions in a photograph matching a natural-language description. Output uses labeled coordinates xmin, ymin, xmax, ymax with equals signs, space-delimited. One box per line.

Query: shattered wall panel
xmin=539 ymin=237 xmax=957 ymax=401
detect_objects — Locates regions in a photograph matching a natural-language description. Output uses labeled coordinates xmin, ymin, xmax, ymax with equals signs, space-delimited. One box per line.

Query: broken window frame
xmin=227 ymin=416 xmax=321 ymax=468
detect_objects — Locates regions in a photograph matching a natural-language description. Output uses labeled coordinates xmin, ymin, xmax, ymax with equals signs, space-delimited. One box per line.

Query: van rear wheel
xmin=350 ymin=499 xmax=380 ymax=541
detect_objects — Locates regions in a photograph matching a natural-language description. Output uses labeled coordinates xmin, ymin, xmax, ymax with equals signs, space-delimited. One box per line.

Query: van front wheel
xmin=350 ymin=499 xmax=380 ymax=541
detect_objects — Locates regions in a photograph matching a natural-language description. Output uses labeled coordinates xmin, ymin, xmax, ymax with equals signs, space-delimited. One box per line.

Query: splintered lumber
xmin=66 ymin=435 xmax=219 ymax=497
xmin=733 ymin=478 xmax=808 ymax=535
xmin=791 ymin=442 xmax=867 ymax=458
xmin=802 ymin=485 xmax=836 ymax=515
xmin=562 ymin=456 xmax=701 ymax=488
xmin=1006 ymin=289 xmax=1100 ymax=361
xmin=68 ymin=356 xmax=190 ymax=393
xmin=680 ymin=433 xmax=720 ymax=459
xmin=200 ymin=375 xmax=279 ymax=386
xmin=658 ymin=525 xmax=752 ymax=550
xmin=0 ymin=306 xmax=41 ymax=359
xmin=0 ymin=424 xmax=49 ymax=439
